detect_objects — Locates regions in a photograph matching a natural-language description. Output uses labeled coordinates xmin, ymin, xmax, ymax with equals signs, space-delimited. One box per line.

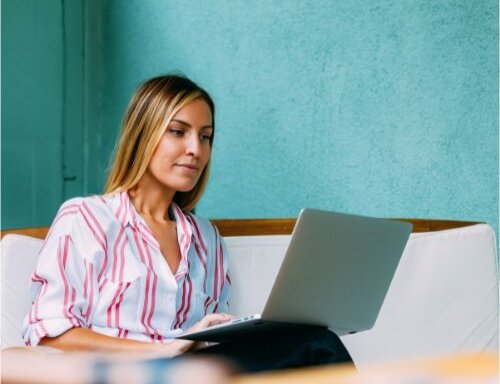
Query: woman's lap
xmin=187 ymin=327 xmax=354 ymax=373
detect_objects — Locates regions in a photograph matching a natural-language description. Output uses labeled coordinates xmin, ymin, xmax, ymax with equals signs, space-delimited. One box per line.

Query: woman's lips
xmin=176 ymin=164 xmax=199 ymax=172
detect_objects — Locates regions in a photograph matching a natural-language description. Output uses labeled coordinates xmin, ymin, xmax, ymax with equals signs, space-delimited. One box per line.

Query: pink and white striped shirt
xmin=22 ymin=191 xmax=230 ymax=346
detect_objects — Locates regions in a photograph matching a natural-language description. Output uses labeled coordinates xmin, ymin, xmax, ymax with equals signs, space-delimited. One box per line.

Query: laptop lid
xmin=262 ymin=209 xmax=412 ymax=335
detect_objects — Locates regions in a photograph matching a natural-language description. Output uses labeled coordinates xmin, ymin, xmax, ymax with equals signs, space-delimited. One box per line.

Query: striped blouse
xmin=22 ymin=191 xmax=230 ymax=346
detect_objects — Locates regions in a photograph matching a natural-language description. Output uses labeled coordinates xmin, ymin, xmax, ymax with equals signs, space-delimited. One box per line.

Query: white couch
xmin=1 ymin=223 xmax=498 ymax=368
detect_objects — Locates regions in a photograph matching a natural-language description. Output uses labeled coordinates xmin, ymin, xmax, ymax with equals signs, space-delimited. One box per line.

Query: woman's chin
xmin=173 ymin=182 xmax=199 ymax=193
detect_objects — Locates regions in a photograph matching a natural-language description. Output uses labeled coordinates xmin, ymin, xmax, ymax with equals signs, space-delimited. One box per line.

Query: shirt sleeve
xmin=22 ymin=201 xmax=101 ymax=346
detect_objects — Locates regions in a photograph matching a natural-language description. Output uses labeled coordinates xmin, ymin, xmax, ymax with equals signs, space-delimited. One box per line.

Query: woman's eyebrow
xmin=170 ymin=118 xmax=213 ymax=129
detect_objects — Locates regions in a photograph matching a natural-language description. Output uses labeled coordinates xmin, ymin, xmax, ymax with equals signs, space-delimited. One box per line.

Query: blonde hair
xmin=105 ymin=75 xmax=215 ymax=212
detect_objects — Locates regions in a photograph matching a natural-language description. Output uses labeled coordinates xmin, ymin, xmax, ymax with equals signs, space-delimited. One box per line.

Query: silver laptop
xmin=177 ymin=209 xmax=412 ymax=342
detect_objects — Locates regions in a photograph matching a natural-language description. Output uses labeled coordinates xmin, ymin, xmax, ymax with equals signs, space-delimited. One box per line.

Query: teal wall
xmin=1 ymin=0 xmax=86 ymax=228
xmin=2 ymin=0 xmax=97 ymax=228
xmin=2 ymin=0 xmax=64 ymax=228
xmin=2 ymin=1 xmax=499 ymax=240
xmin=97 ymin=1 xmax=499 ymax=234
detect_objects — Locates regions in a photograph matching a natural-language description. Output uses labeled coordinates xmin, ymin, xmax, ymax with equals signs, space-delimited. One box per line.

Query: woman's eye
xmin=169 ymin=129 xmax=184 ymax=137
xmin=200 ymin=134 xmax=212 ymax=141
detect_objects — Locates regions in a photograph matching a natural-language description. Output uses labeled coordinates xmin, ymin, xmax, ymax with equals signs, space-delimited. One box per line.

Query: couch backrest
xmin=225 ymin=235 xmax=291 ymax=317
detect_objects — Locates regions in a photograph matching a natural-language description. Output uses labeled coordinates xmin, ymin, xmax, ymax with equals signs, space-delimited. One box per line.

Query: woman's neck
xmin=128 ymin=173 xmax=176 ymax=222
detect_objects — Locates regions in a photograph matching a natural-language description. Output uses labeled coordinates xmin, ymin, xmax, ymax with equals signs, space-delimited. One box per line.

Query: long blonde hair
xmin=105 ymin=75 xmax=215 ymax=212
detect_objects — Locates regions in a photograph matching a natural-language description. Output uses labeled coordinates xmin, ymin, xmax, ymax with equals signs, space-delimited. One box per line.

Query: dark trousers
xmin=188 ymin=327 xmax=354 ymax=373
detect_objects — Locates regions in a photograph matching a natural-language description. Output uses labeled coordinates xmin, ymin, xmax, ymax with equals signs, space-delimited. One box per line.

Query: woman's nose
xmin=185 ymin=133 xmax=202 ymax=156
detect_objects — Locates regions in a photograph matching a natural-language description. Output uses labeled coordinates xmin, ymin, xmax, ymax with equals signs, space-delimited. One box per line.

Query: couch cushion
xmin=225 ymin=235 xmax=291 ymax=317
xmin=1 ymin=235 xmax=43 ymax=347
xmin=341 ymin=223 xmax=499 ymax=365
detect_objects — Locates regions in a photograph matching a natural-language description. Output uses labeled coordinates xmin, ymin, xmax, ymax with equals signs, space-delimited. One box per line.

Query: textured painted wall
xmin=95 ymin=0 xmax=498 ymax=236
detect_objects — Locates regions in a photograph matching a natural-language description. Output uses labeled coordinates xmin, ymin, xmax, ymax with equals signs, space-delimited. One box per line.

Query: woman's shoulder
xmin=56 ymin=194 xmax=111 ymax=218
xmin=49 ymin=194 xmax=118 ymax=238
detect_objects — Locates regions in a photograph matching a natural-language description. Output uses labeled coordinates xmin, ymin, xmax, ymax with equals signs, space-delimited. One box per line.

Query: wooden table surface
xmin=232 ymin=352 xmax=499 ymax=384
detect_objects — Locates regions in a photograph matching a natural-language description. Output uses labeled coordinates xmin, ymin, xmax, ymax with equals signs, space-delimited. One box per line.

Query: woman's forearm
xmin=38 ymin=313 xmax=232 ymax=355
xmin=38 ymin=327 xmax=183 ymax=355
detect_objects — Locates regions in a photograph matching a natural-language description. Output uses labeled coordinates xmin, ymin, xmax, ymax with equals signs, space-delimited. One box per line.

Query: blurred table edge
xmin=231 ymin=352 xmax=500 ymax=384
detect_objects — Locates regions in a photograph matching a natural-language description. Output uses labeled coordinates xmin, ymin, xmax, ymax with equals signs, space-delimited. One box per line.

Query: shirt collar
xmin=113 ymin=191 xmax=137 ymax=228
xmin=170 ymin=203 xmax=193 ymax=279
xmin=112 ymin=191 xmax=194 ymax=278
xmin=113 ymin=191 xmax=193 ymax=234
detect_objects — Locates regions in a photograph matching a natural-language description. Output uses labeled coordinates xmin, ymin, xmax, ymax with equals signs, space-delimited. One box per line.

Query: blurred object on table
xmin=1 ymin=347 xmax=234 ymax=384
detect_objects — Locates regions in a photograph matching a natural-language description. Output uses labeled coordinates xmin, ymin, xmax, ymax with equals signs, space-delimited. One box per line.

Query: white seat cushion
xmin=1 ymin=234 xmax=43 ymax=347
xmin=226 ymin=235 xmax=291 ymax=317
xmin=341 ymin=223 xmax=499 ymax=365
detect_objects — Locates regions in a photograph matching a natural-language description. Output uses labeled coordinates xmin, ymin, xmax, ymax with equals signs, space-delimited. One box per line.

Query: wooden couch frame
xmin=1 ymin=218 xmax=481 ymax=239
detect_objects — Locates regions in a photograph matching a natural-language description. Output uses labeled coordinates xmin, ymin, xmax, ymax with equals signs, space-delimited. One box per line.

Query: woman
xmin=23 ymin=75 xmax=352 ymax=371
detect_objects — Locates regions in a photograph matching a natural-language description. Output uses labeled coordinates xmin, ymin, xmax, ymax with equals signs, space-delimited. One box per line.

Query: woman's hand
xmin=161 ymin=313 xmax=234 ymax=356
xmin=186 ymin=313 xmax=234 ymax=335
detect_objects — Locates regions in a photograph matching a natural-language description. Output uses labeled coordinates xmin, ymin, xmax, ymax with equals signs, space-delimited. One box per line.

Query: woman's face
xmin=146 ymin=98 xmax=213 ymax=193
